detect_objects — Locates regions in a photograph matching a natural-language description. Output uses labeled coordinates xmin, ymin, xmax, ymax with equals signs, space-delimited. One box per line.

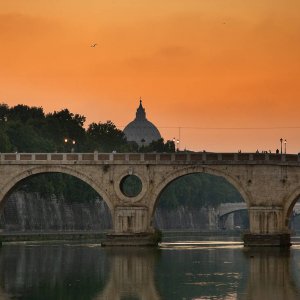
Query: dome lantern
xmin=136 ymin=98 xmax=146 ymax=120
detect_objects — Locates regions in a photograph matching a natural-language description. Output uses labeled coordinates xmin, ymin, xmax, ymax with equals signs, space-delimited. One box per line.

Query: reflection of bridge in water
xmin=0 ymin=243 xmax=300 ymax=299
xmin=241 ymin=248 xmax=300 ymax=300
xmin=0 ymin=244 xmax=160 ymax=300
xmin=95 ymin=248 xmax=160 ymax=300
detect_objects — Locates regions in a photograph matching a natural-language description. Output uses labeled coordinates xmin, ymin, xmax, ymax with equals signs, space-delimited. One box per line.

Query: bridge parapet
xmin=0 ymin=152 xmax=300 ymax=165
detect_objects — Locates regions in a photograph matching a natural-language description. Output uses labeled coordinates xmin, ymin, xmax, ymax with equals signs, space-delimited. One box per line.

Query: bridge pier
xmin=102 ymin=206 xmax=158 ymax=246
xmin=243 ymin=206 xmax=291 ymax=247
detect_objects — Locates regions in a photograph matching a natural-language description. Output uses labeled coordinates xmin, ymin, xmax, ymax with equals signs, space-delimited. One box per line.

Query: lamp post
xmin=172 ymin=138 xmax=180 ymax=152
xmin=284 ymin=139 xmax=287 ymax=154
xmin=71 ymin=140 xmax=76 ymax=153
xmin=280 ymin=138 xmax=283 ymax=154
xmin=64 ymin=138 xmax=68 ymax=152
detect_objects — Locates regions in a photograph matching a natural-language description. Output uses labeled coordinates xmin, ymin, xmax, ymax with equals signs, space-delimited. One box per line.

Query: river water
xmin=0 ymin=235 xmax=300 ymax=299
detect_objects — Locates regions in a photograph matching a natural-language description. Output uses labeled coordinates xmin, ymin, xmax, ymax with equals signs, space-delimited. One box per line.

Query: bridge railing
xmin=0 ymin=152 xmax=300 ymax=163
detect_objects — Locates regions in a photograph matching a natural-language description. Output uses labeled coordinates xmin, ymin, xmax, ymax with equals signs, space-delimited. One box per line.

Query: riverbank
xmin=0 ymin=230 xmax=244 ymax=243
xmin=0 ymin=231 xmax=108 ymax=242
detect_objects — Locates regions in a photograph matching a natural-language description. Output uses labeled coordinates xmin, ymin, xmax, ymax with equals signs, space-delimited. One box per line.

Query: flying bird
xmin=91 ymin=43 xmax=98 ymax=48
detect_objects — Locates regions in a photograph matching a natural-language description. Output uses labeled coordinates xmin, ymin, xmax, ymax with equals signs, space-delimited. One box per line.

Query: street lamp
xmin=172 ymin=138 xmax=180 ymax=152
xmin=64 ymin=138 xmax=76 ymax=152
xmin=284 ymin=139 xmax=287 ymax=154
xmin=71 ymin=140 xmax=76 ymax=152
xmin=64 ymin=138 xmax=68 ymax=152
xmin=280 ymin=138 xmax=283 ymax=154
xmin=172 ymin=138 xmax=176 ymax=151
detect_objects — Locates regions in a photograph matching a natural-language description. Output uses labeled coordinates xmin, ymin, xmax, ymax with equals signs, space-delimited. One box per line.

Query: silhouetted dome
xmin=124 ymin=99 xmax=161 ymax=146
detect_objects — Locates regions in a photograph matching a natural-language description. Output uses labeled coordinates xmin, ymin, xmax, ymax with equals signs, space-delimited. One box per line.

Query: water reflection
xmin=0 ymin=243 xmax=161 ymax=300
xmin=156 ymin=244 xmax=248 ymax=299
xmin=0 ymin=242 xmax=300 ymax=299
xmin=0 ymin=243 xmax=109 ymax=300
xmin=95 ymin=248 xmax=160 ymax=300
xmin=241 ymin=248 xmax=300 ymax=300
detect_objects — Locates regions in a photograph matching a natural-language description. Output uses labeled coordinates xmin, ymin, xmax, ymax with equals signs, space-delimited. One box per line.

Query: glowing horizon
xmin=1 ymin=1 xmax=300 ymax=153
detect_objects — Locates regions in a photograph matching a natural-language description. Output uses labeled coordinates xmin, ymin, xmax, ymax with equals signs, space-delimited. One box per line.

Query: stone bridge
xmin=1 ymin=152 xmax=300 ymax=246
xmin=215 ymin=202 xmax=300 ymax=231
xmin=217 ymin=203 xmax=248 ymax=217
xmin=217 ymin=202 xmax=300 ymax=217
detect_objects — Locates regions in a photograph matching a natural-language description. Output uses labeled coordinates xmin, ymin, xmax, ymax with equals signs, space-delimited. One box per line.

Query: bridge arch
xmin=0 ymin=165 xmax=113 ymax=212
xmin=283 ymin=186 xmax=300 ymax=228
xmin=150 ymin=165 xmax=251 ymax=218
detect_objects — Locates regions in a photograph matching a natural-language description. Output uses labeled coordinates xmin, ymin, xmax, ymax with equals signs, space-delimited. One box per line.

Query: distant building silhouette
xmin=123 ymin=99 xmax=161 ymax=146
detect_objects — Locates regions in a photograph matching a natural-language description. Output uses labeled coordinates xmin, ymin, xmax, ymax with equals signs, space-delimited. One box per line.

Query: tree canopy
xmin=0 ymin=103 xmax=174 ymax=153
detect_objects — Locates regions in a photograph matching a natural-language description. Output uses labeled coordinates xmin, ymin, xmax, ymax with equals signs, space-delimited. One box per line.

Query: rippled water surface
xmin=0 ymin=236 xmax=300 ymax=299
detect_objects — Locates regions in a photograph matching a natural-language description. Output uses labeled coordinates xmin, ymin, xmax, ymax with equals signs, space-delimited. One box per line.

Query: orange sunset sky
xmin=1 ymin=1 xmax=300 ymax=153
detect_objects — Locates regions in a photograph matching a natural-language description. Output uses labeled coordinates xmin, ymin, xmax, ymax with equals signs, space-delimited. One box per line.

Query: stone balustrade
xmin=0 ymin=152 xmax=299 ymax=164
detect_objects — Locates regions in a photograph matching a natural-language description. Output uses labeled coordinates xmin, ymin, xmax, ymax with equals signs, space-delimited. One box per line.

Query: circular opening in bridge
xmin=120 ymin=175 xmax=142 ymax=198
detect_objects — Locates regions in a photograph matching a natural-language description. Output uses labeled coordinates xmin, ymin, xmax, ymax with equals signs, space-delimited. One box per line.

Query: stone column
xmin=243 ymin=206 xmax=290 ymax=246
